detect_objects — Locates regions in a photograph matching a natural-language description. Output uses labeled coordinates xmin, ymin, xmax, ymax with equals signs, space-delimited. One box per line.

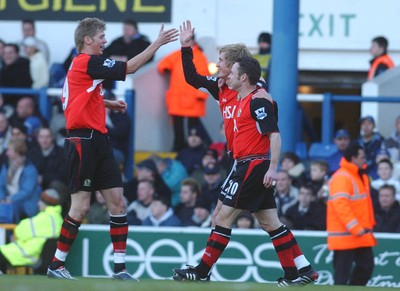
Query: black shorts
xmin=64 ymin=129 xmax=123 ymax=194
xmin=221 ymin=158 xmax=276 ymax=212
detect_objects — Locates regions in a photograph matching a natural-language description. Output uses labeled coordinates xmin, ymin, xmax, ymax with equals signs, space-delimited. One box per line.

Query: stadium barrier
xmin=66 ymin=225 xmax=400 ymax=287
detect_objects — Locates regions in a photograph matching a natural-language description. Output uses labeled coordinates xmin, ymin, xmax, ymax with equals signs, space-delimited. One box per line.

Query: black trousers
xmin=0 ymin=250 xmax=10 ymax=273
xmin=333 ymin=247 xmax=374 ymax=286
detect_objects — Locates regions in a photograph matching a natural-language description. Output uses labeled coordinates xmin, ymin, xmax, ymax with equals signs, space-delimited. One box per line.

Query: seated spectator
xmin=22 ymin=37 xmax=49 ymax=89
xmin=0 ymin=112 xmax=12 ymax=166
xmin=327 ymin=129 xmax=351 ymax=174
xmin=174 ymin=178 xmax=200 ymax=226
xmin=104 ymin=91 xmax=131 ymax=174
xmin=191 ymin=148 xmax=221 ymax=185
xmin=374 ymin=184 xmax=400 ymax=233
xmin=28 ymin=127 xmax=66 ymax=190
xmin=279 ymin=152 xmax=306 ymax=188
xmin=126 ymin=179 xmax=155 ymax=225
xmin=283 ymin=183 xmax=326 ymax=230
xmin=200 ymin=162 xmax=224 ymax=211
xmin=275 ymin=170 xmax=299 ymax=217
xmin=0 ymin=94 xmax=14 ymax=119
xmin=308 ymin=160 xmax=329 ymax=197
xmin=10 ymin=96 xmax=46 ymax=129
xmin=176 ymin=127 xmax=206 ymax=174
xmin=354 ymin=115 xmax=384 ymax=178
xmin=209 ymin=122 xmax=230 ymax=172
xmin=153 ymin=155 xmax=188 ymax=207
xmin=384 ymin=115 xmax=400 ymax=164
xmin=191 ymin=195 xmax=212 ymax=228
xmin=19 ymin=19 xmax=50 ymax=63
xmin=142 ymin=193 xmax=181 ymax=227
xmin=0 ymin=137 xmax=41 ymax=222
xmin=86 ymin=191 xmax=109 ymax=225
xmin=123 ymin=158 xmax=171 ymax=204
xmin=0 ymin=43 xmax=32 ymax=106
xmin=233 ymin=211 xmax=255 ymax=229
xmin=371 ymin=158 xmax=400 ymax=201
xmin=0 ymin=187 xmax=63 ymax=274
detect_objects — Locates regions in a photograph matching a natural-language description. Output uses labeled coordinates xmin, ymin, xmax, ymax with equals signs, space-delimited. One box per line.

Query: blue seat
xmin=308 ymin=143 xmax=337 ymax=160
xmin=0 ymin=203 xmax=14 ymax=223
xmin=295 ymin=142 xmax=308 ymax=161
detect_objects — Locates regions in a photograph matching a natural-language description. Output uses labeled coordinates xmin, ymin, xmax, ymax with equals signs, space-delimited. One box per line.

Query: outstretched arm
xmin=127 ymin=24 xmax=179 ymax=74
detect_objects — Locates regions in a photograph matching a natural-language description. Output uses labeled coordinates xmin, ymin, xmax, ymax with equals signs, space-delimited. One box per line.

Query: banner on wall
xmin=0 ymin=0 xmax=171 ymax=22
xmin=66 ymin=226 xmax=400 ymax=287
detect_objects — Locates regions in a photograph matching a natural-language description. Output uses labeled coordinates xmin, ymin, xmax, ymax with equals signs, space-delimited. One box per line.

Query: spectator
xmin=190 ymin=148 xmax=220 ymax=185
xmin=86 ymin=191 xmax=109 ymax=225
xmin=0 ymin=39 xmax=4 ymax=73
xmin=383 ymin=115 xmax=400 ymax=178
xmin=142 ymin=193 xmax=181 ymax=227
xmin=157 ymin=35 xmax=210 ymax=152
xmin=368 ymin=36 xmax=394 ymax=80
xmin=275 ymin=170 xmax=299 ymax=218
xmin=0 ymin=187 xmax=63 ymax=274
xmin=209 ymin=122 xmax=229 ymax=170
xmin=0 ymin=94 xmax=14 ymax=119
xmin=327 ymin=144 xmax=376 ymax=286
xmin=200 ymin=162 xmax=224 ymax=211
xmin=327 ymin=129 xmax=351 ymax=174
xmin=371 ymin=158 xmax=400 ymax=201
xmin=153 ymin=155 xmax=188 ymax=207
xmin=192 ymin=195 xmax=212 ymax=227
xmin=103 ymin=18 xmax=152 ymax=90
xmin=104 ymin=91 xmax=131 ymax=172
xmin=123 ymin=158 xmax=171 ymax=204
xmin=174 ymin=178 xmax=200 ymax=226
xmin=22 ymin=36 xmax=49 ymax=89
xmin=354 ymin=115 xmax=384 ymax=178
xmin=0 ymin=112 xmax=12 ymax=165
xmin=0 ymin=43 xmax=32 ymax=106
xmin=0 ymin=137 xmax=41 ymax=222
xmin=62 ymin=47 xmax=78 ymax=74
xmin=19 ymin=19 xmax=50 ymax=63
xmin=253 ymin=32 xmax=271 ymax=82
xmin=10 ymin=96 xmax=46 ymax=132
xmin=373 ymin=184 xmax=400 ymax=233
xmin=279 ymin=151 xmax=306 ymax=188
xmin=126 ymin=179 xmax=155 ymax=225
xmin=284 ymin=183 xmax=326 ymax=230
xmin=233 ymin=211 xmax=255 ymax=229
xmin=176 ymin=127 xmax=207 ymax=175
xmin=308 ymin=160 xmax=329 ymax=198
xmin=27 ymin=127 xmax=66 ymax=190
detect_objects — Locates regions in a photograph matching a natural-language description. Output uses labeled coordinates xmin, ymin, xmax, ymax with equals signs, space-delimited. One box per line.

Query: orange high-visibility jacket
xmin=327 ymin=158 xmax=377 ymax=250
xmin=368 ymin=54 xmax=395 ymax=80
xmin=157 ymin=44 xmax=210 ymax=117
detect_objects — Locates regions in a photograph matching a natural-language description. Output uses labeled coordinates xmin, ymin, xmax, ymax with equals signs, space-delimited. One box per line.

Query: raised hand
xmin=156 ymin=24 xmax=179 ymax=46
xmin=180 ymin=20 xmax=195 ymax=47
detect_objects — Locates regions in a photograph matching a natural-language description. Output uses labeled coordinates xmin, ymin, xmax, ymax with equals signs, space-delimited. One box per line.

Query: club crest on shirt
xmin=255 ymin=107 xmax=267 ymax=120
xmin=103 ymin=58 xmax=116 ymax=68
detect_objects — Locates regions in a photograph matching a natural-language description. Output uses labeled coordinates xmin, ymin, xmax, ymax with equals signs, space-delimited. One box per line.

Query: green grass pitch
xmin=0 ymin=275 xmax=393 ymax=291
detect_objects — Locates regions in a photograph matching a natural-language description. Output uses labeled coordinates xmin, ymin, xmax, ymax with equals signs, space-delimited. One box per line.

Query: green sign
xmin=0 ymin=0 xmax=171 ymax=22
xmin=66 ymin=225 xmax=400 ymax=287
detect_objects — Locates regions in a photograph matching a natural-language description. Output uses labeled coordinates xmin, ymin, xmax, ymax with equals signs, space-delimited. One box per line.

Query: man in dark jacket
xmin=374 ymin=184 xmax=400 ymax=233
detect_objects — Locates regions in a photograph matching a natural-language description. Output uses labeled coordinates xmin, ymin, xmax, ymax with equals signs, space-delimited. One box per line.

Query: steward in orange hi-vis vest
xmin=327 ymin=157 xmax=376 ymax=250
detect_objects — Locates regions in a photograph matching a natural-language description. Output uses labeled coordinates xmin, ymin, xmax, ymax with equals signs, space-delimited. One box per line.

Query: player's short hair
xmin=236 ymin=56 xmax=261 ymax=85
xmin=75 ymin=17 xmax=106 ymax=53
xmin=219 ymin=43 xmax=252 ymax=68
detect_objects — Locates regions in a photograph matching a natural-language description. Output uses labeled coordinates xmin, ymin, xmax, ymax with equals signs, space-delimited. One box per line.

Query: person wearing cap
xmin=0 ymin=137 xmax=41 ymax=223
xmin=142 ymin=193 xmax=181 ymax=227
xmin=253 ymin=32 xmax=272 ymax=82
xmin=176 ymin=127 xmax=207 ymax=175
xmin=22 ymin=36 xmax=49 ymax=89
xmin=191 ymin=195 xmax=212 ymax=228
xmin=327 ymin=129 xmax=351 ymax=174
xmin=0 ymin=188 xmax=63 ymax=274
xmin=190 ymin=148 xmax=222 ymax=185
xmin=355 ymin=115 xmax=384 ymax=179
xmin=201 ymin=162 xmax=223 ymax=211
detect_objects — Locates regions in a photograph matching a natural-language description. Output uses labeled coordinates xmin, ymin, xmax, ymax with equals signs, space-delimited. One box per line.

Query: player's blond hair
xmin=74 ymin=17 xmax=106 ymax=53
xmin=219 ymin=43 xmax=252 ymax=68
